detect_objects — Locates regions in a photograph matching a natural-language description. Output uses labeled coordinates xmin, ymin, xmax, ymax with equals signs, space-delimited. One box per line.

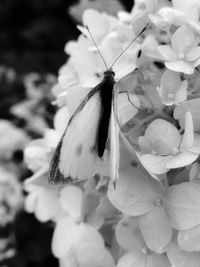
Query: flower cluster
xmin=24 ymin=0 xmax=200 ymax=266
xmin=0 ymin=165 xmax=23 ymax=261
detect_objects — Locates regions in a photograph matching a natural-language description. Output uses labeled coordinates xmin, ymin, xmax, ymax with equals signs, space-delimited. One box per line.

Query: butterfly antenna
xmin=110 ymin=24 xmax=149 ymax=69
xmin=85 ymin=25 xmax=109 ymax=71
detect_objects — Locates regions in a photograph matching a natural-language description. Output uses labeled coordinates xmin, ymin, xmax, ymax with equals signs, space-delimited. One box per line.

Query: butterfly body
xmin=49 ymin=69 xmax=117 ymax=184
xmin=97 ymin=69 xmax=115 ymax=156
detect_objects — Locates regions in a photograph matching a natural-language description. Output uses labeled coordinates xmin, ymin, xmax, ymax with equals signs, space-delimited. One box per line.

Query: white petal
xmin=52 ymin=216 xmax=77 ymax=257
xmin=60 ymin=186 xmax=83 ymax=221
xmin=166 ymin=61 xmax=194 ymax=74
xmin=179 ymin=111 xmax=194 ymax=151
xmin=157 ymin=45 xmax=176 ymax=61
xmin=166 ymin=151 xmax=198 ymax=169
xmin=139 ymin=154 xmax=172 ymax=174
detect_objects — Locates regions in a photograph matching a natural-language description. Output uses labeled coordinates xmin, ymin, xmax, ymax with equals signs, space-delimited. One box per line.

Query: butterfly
xmin=49 ymin=25 xmax=147 ymax=184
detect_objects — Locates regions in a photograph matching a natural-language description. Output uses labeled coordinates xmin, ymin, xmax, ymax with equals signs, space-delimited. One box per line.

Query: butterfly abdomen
xmin=97 ymin=70 xmax=115 ymax=157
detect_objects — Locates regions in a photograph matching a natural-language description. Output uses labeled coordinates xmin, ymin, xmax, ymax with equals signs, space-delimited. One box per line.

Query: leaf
xmin=107 ymin=167 xmax=161 ymax=216
xmin=139 ymin=206 xmax=172 ymax=253
xmin=178 ymin=224 xmax=200 ymax=252
xmin=164 ymin=182 xmax=200 ymax=230
xmin=115 ymin=216 xmax=145 ymax=251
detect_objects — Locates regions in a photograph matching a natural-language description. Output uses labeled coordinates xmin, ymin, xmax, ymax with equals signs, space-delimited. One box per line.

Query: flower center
xmin=154 ymin=197 xmax=162 ymax=206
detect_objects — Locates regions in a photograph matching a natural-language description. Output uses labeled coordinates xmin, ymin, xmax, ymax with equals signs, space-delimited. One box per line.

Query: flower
xmin=157 ymin=69 xmax=188 ymax=105
xmin=157 ymin=25 xmax=200 ymax=74
xmin=23 ymin=3 xmax=200 ymax=266
xmin=11 ymin=73 xmax=56 ymax=135
xmin=0 ymin=120 xmax=29 ymax=161
xmin=52 ymin=185 xmax=114 ymax=266
xmin=167 ymin=237 xmax=200 ymax=266
xmin=24 ymin=179 xmax=61 ymax=222
xmin=0 ymin=166 xmax=23 ymax=225
xmin=137 ymin=111 xmax=200 ymax=174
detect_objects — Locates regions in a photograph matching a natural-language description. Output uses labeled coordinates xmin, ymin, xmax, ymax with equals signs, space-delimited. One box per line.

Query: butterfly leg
xmin=118 ymin=90 xmax=141 ymax=111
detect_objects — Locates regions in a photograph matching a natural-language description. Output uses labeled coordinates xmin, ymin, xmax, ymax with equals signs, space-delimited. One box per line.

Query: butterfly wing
xmin=49 ymin=87 xmax=103 ymax=184
xmin=110 ymin=84 xmax=119 ymax=184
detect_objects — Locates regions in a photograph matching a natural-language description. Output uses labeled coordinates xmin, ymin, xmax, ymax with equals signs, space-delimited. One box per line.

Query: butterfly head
xmin=103 ymin=69 xmax=115 ymax=79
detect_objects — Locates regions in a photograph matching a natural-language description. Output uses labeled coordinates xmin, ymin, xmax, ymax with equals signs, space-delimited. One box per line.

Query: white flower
xmin=138 ymin=112 xmax=200 ymax=174
xmin=0 ymin=120 xmax=29 ymax=160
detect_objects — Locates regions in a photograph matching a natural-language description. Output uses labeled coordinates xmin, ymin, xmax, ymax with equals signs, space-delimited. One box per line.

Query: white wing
xmin=50 ymin=89 xmax=103 ymax=183
xmin=110 ymin=86 xmax=120 ymax=184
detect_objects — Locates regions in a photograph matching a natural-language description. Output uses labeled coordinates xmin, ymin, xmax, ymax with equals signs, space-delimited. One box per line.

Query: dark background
xmin=0 ymin=0 xmax=133 ymax=73
xmin=0 ymin=1 xmax=132 ymax=266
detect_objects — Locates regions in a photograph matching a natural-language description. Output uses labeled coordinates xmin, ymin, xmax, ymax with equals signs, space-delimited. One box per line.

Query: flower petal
xmin=140 ymin=118 xmax=181 ymax=155
xmin=171 ymin=25 xmax=195 ymax=56
xmin=60 ymin=186 xmax=83 ymax=221
xmin=186 ymin=46 xmax=200 ymax=61
xmin=77 ymin=244 xmax=115 ymax=267
xmin=52 ymin=216 xmax=78 ymax=257
xmin=107 ymin=167 xmax=160 ymax=216
xmin=157 ymin=45 xmax=177 ymax=61
xmin=117 ymin=251 xmax=145 ymax=267
xmin=174 ymin=98 xmax=200 ymax=132
xmin=138 ymin=154 xmax=172 ymax=174
xmin=82 ymin=9 xmax=108 ymax=41
xmin=139 ymin=206 xmax=172 ymax=253
xmin=116 ymin=216 xmax=145 ymax=251
xmin=165 ymin=151 xmax=198 ymax=169
xmin=178 ymin=224 xmax=200 ymax=252
xmin=166 ymin=61 xmax=194 ymax=74
xmin=167 ymin=239 xmax=200 ymax=267
xmin=179 ymin=111 xmax=194 ymax=151
xmin=165 ymin=182 xmax=200 ymax=230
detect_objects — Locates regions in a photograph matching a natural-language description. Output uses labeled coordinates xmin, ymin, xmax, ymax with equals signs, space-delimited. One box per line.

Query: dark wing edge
xmin=49 ymin=86 xmax=100 ymax=184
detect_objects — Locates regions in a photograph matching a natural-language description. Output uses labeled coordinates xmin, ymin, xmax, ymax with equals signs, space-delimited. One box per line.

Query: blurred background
xmin=0 ymin=0 xmax=133 ymax=266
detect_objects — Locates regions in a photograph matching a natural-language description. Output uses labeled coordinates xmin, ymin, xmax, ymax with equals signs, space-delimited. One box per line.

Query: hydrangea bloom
xmin=157 ymin=25 xmax=200 ymax=74
xmin=0 ymin=166 xmax=23 ymax=226
xmin=24 ymin=1 xmax=200 ymax=266
xmin=0 ymin=120 xmax=29 ymax=161
xmin=157 ymin=69 xmax=188 ymax=105
xmin=137 ymin=112 xmax=200 ymax=174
